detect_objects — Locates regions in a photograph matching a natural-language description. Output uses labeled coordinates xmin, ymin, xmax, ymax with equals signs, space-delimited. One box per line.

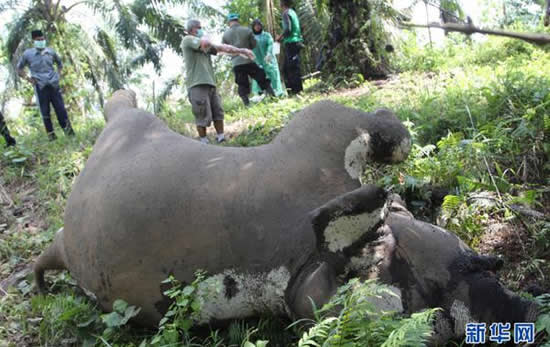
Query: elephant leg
xmin=286 ymin=261 xmax=338 ymax=319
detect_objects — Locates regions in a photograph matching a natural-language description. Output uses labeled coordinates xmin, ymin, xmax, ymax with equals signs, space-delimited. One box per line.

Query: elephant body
xmin=35 ymin=91 xmax=536 ymax=343
xmin=35 ymin=90 xmax=411 ymax=326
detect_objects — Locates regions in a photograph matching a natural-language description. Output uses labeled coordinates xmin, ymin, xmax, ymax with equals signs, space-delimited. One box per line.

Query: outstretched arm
xmin=200 ymin=37 xmax=255 ymax=60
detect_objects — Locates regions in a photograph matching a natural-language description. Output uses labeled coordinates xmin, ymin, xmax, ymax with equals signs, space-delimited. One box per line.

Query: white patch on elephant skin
xmin=391 ymin=137 xmax=411 ymax=163
xmin=196 ymin=266 xmax=291 ymax=323
xmin=324 ymin=204 xmax=387 ymax=253
xmin=450 ymin=300 xmax=475 ymax=336
xmin=344 ymin=133 xmax=372 ymax=180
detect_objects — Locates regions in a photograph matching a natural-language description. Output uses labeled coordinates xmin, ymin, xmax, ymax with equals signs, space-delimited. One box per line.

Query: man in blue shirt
xmin=17 ymin=30 xmax=74 ymax=140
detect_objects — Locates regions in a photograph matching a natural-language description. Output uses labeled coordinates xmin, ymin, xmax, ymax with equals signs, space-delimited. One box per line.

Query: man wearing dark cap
xmin=17 ymin=30 xmax=74 ymax=140
xmin=222 ymin=13 xmax=275 ymax=106
xmin=0 ymin=111 xmax=16 ymax=147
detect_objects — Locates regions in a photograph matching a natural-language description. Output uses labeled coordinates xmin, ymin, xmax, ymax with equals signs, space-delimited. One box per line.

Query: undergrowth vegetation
xmin=1 ymin=33 xmax=549 ymax=346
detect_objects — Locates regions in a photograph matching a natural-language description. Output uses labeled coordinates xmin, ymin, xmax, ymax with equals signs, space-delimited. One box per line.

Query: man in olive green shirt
xmin=222 ymin=13 xmax=275 ymax=106
xmin=183 ymin=19 xmax=254 ymax=144
xmin=276 ymin=0 xmax=304 ymax=95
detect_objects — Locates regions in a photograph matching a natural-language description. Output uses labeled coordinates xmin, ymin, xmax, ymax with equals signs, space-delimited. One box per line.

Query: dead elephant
xmin=34 ymin=90 xmax=536 ymax=343
xmin=34 ymin=90 xmax=411 ymax=325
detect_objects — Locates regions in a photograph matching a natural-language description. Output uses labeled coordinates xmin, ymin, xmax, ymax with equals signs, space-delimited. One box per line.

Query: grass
xmin=0 ymin=33 xmax=549 ymax=346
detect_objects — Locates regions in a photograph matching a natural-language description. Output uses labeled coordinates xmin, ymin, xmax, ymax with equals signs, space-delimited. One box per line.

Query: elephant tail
xmin=34 ymin=227 xmax=68 ymax=293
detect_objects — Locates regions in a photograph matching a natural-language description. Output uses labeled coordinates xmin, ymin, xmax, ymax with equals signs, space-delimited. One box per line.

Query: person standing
xmin=17 ymin=30 xmax=74 ymax=140
xmin=0 ymin=111 xmax=16 ymax=147
xmin=222 ymin=13 xmax=275 ymax=106
xmin=183 ymin=19 xmax=255 ymax=144
xmin=276 ymin=0 xmax=304 ymax=95
xmin=251 ymin=19 xmax=284 ymax=97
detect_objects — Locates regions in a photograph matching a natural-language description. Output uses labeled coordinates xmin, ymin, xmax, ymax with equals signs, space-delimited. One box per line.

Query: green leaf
xmin=121 ymin=305 xmax=141 ymax=325
xmin=180 ymin=318 xmax=193 ymax=332
xmin=158 ymin=317 xmax=169 ymax=327
xmin=176 ymin=298 xmax=189 ymax=307
xmin=536 ymin=314 xmax=550 ymax=335
xmin=101 ymin=312 xmax=123 ymax=328
xmin=77 ymin=316 xmax=98 ymax=328
xmin=151 ymin=335 xmax=162 ymax=345
xmin=191 ymin=299 xmax=201 ymax=312
xmin=182 ymin=285 xmax=195 ymax=296
xmin=113 ymin=299 xmax=128 ymax=314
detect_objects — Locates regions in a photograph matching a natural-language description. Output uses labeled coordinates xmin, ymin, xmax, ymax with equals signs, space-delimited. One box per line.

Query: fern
xmin=381 ymin=310 xmax=437 ymax=347
xmin=442 ymin=194 xmax=462 ymax=211
xmin=297 ymin=279 xmax=437 ymax=347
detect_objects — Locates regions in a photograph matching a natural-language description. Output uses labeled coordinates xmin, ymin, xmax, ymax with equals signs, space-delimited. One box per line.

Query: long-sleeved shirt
xmin=222 ymin=23 xmax=257 ymax=67
xmin=17 ymin=47 xmax=63 ymax=90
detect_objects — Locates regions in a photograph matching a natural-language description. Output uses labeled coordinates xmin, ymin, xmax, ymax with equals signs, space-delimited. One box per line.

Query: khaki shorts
xmin=188 ymin=85 xmax=224 ymax=127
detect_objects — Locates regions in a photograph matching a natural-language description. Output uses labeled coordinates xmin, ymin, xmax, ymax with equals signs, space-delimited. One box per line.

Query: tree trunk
xmin=544 ymin=0 xmax=550 ymax=26
xmin=264 ymin=0 xmax=275 ymax=36
xmin=321 ymin=0 xmax=390 ymax=83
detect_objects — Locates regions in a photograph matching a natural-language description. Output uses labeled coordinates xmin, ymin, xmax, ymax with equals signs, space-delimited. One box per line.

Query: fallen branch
xmin=400 ymin=21 xmax=550 ymax=46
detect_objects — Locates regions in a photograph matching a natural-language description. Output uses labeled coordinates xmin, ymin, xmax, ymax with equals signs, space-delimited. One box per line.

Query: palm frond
xmin=5 ymin=6 xmax=41 ymax=64
xmin=113 ymin=0 xmax=163 ymax=71
xmin=0 ymin=0 xmax=20 ymax=14
xmin=130 ymin=0 xmax=188 ymax=54
xmin=85 ymin=54 xmax=105 ymax=107
xmin=155 ymin=74 xmax=183 ymax=111
xmin=96 ymin=29 xmax=119 ymax=69
xmin=153 ymin=0 xmax=223 ymax=18
xmin=84 ymin=0 xmax=117 ymax=26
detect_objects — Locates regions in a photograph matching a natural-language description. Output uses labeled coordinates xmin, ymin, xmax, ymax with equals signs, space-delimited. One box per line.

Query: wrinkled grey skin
xmin=343 ymin=196 xmax=539 ymax=344
xmin=34 ymin=91 xmax=537 ymax=343
xmin=35 ymin=90 xmax=411 ymax=326
xmin=287 ymin=191 xmax=538 ymax=344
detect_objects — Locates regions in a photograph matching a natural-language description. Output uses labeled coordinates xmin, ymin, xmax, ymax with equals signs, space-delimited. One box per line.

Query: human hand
xmin=241 ymin=48 xmax=255 ymax=60
xmin=27 ymin=77 xmax=36 ymax=85
xmin=276 ymin=34 xmax=283 ymax=42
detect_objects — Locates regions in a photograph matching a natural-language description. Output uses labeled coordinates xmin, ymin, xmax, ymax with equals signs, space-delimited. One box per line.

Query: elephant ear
xmin=310 ymin=185 xmax=388 ymax=256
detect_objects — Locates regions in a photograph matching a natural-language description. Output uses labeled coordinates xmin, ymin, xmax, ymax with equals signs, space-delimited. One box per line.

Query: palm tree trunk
xmin=322 ymin=0 xmax=390 ymax=81
xmin=544 ymin=0 xmax=550 ymax=26
xmin=264 ymin=0 xmax=275 ymax=35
